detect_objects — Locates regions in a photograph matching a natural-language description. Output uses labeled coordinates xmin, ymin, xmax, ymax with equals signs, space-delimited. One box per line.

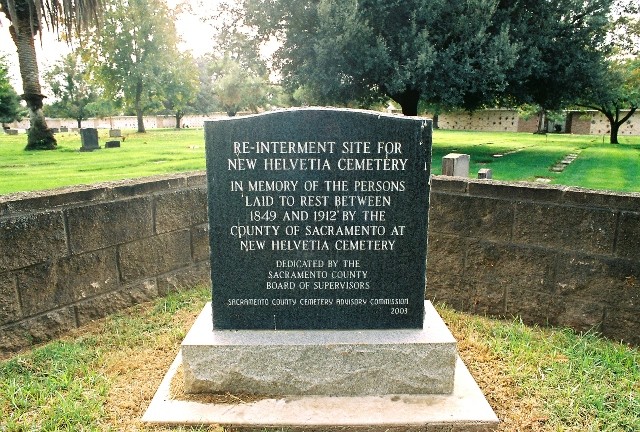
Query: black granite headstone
xmin=205 ymin=108 xmax=432 ymax=330
xmin=79 ymin=128 xmax=100 ymax=151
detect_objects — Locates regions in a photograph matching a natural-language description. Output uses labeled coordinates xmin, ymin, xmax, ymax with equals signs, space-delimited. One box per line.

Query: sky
xmin=0 ymin=0 xmax=218 ymax=92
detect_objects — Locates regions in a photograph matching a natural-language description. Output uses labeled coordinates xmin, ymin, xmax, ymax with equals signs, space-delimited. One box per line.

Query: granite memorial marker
xmin=79 ymin=128 xmax=100 ymax=151
xmin=205 ymin=108 xmax=432 ymax=330
xmin=143 ymin=108 xmax=497 ymax=429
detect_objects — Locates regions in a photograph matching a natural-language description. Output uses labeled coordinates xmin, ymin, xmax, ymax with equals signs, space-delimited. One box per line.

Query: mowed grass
xmin=431 ymin=130 xmax=640 ymax=191
xmin=0 ymin=128 xmax=205 ymax=194
xmin=0 ymin=286 xmax=638 ymax=431
xmin=1 ymin=127 xmax=640 ymax=194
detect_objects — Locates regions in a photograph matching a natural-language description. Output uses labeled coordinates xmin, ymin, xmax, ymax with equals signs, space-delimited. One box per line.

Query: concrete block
xmin=464 ymin=240 xmax=555 ymax=292
xmin=0 ymin=273 xmax=20 ymax=325
xmin=429 ymin=194 xmax=514 ymax=242
xmin=562 ymin=188 xmax=640 ymax=212
xmin=16 ymin=249 xmax=119 ymax=316
xmin=190 ymin=224 xmax=210 ymax=262
xmin=0 ymin=306 xmax=77 ymax=354
xmin=513 ymin=202 xmax=616 ymax=254
xmin=442 ymin=153 xmax=470 ymax=177
xmin=75 ymin=279 xmax=158 ymax=325
xmin=0 ymin=211 xmax=67 ymax=271
xmin=554 ymin=253 xmax=639 ymax=309
xmin=616 ymin=212 xmax=640 ymax=259
xmin=110 ymin=175 xmax=187 ymax=200
xmin=156 ymin=262 xmax=211 ymax=296
xmin=430 ymin=176 xmax=469 ymax=193
xmin=426 ymin=233 xmax=468 ymax=308
xmin=154 ymin=188 xmax=208 ymax=234
xmin=65 ymin=197 xmax=153 ymax=253
xmin=118 ymin=230 xmax=192 ymax=283
xmin=602 ymin=308 xmax=640 ymax=345
xmin=182 ymin=302 xmax=457 ymax=396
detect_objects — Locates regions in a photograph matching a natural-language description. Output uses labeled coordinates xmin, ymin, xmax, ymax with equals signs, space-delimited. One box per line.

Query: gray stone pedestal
xmin=143 ymin=302 xmax=499 ymax=430
xmin=182 ymin=301 xmax=457 ymax=396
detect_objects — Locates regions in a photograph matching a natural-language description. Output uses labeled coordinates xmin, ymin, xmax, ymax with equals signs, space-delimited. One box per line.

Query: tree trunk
xmin=391 ymin=89 xmax=420 ymax=116
xmin=77 ymin=118 xmax=82 ymax=129
xmin=175 ymin=111 xmax=182 ymax=129
xmin=135 ymin=79 xmax=145 ymax=133
xmin=609 ymin=107 xmax=637 ymax=144
xmin=9 ymin=19 xmax=56 ymax=150
xmin=534 ymin=110 xmax=547 ymax=134
xmin=609 ymin=124 xmax=619 ymax=144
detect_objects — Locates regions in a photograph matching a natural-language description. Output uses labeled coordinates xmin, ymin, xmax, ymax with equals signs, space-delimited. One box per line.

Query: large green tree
xmin=0 ymin=55 xmax=23 ymax=127
xmin=86 ymin=0 xmax=179 ymax=133
xmin=578 ymin=58 xmax=639 ymax=144
xmin=226 ymin=0 xmax=519 ymax=115
xmin=0 ymin=0 xmax=102 ymax=149
xmin=575 ymin=1 xmax=639 ymax=143
xmin=495 ymin=0 xmax=615 ymax=131
xmin=207 ymin=56 xmax=271 ymax=116
xmin=44 ymin=53 xmax=107 ymax=128
xmin=159 ymin=52 xmax=199 ymax=128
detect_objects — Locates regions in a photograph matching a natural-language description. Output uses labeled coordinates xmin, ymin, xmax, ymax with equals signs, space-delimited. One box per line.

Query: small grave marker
xmin=442 ymin=153 xmax=470 ymax=177
xmin=79 ymin=128 xmax=100 ymax=151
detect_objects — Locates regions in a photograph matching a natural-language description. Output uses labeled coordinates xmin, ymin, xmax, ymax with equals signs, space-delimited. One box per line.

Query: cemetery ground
xmin=1 ymin=285 xmax=638 ymax=431
xmin=1 ymin=128 xmax=640 ymax=195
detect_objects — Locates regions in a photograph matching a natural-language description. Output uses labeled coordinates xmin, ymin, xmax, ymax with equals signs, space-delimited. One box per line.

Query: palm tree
xmin=0 ymin=0 xmax=102 ymax=150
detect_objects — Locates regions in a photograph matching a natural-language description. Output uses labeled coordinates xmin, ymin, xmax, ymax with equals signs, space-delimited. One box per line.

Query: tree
xmin=86 ymin=0 xmax=180 ymax=133
xmin=0 ymin=55 xmax=23 ymax=127
xmin=495 ymin=0 xmax=615 ymax=132
xmin=44 ymin=53 xmax=106 ymax=128
xmin=228 ymin=0 xmax=519 ymax=116
xmin=0 ymin=0 xmax=102 ymax=150
xmin=574 ymin=1 xmax=640 ymax=143
xmin=159 ymin=52 xmax=199 ymax=128
xmin=579 ymin=58 xmax=639 ymax=144
xmin=208 ymin=56 xmax=271 ymax=116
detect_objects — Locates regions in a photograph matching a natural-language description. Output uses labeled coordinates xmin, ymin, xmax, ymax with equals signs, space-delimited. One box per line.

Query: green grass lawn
xmin=0 ymin=128 xmax=205 ymax=195
xmin=1 ymin=128 xmax=640 ymax=195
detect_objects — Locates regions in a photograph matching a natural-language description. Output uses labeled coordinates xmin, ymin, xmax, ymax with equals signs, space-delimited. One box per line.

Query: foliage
xmin=158 ymin=51 xmax=200 ymax=128
xmin=209 ymin=56 xmax=271 ymax=116
xmin=43 ymin=53 xmax=113 ymax=128
xmin=0 ymin=55 xmax=23 ymax=125
xmin=0 ymin=0 xmax=103 ymax=150
xmin=496 ymin=0 xmax=614 ymax=112
xmin=229 ymin=0 xmax=519 ymax=116
xmin=441 ymin=306 xmax=640 ymax=432
xmin=85 ymin=0 xmax=181 ymax=132
xmin=578 ymin=57 xmax=640 ymax=144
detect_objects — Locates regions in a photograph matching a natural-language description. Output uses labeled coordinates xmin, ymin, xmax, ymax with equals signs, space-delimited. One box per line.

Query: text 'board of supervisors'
xmin=205 ymin=108 xmax=432 ymax=330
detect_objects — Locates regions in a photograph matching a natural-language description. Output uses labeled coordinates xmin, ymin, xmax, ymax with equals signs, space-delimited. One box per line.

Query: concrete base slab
xmin=182 ymin=302 xmax=458 ymax=396
xmin=142 ymin=351 xmax=498 ymax=431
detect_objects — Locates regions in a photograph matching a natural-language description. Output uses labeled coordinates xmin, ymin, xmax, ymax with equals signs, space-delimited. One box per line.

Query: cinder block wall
xmin=427 ymin=176 xmax=640 ymax=345
xmin=0 ymin=173 xmax=210 ymax=354
xmin=2 ymin=173 xmax=639 ymax=354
